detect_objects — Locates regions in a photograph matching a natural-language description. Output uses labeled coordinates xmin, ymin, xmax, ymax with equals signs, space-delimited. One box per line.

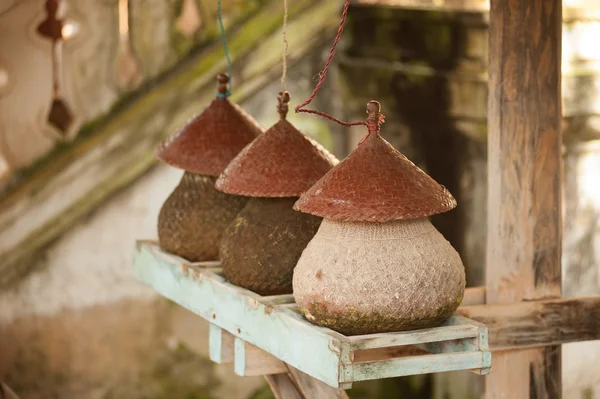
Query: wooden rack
xmin=133 ymin=241 xmax=491 ymax=390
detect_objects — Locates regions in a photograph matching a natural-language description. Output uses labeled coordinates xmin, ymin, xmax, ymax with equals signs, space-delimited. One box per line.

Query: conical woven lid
xmin=294 ymin=102 xmax=456 ymax=222
xmin=216 ymin=92 xmax=338 ymax=198
xmin=156 ymin=74 xmax=262 ymax=177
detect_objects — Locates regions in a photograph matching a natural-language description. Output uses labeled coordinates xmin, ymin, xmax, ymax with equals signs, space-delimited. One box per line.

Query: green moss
xmin=220 ymin=197 xmax=322 ymax=295
xmin=301 ymin=295 xmax=459 ymax=335
xmin=158 ymin=173 xmax=248 ymax=262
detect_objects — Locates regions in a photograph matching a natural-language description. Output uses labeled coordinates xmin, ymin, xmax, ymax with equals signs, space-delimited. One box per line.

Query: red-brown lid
xmin=155 ymin=74 xmax=263 ymax=177
xmin=216 ymin=92 xmax=338 ymax=198
xmin=294 ymin=101 xmax=456 ymax=222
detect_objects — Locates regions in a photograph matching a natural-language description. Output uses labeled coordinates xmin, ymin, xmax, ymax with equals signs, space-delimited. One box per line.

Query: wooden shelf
xmin=132 ymin=241 xmax=492 ymax=389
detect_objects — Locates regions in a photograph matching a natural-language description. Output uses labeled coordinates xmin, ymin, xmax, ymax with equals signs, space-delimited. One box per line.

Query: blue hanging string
xmin=217 ymin=0 xmax=232 ymax=98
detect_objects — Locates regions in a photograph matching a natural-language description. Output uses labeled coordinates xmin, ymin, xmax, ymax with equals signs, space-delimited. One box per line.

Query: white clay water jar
xmin=293 ymin=217 xmax=465 ymax=335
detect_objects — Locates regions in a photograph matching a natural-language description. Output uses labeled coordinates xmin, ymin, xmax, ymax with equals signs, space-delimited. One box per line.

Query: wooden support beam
xmin=461 ymin=286 xmax=486 ymax=307
xmin=459 ymin=296 xmax=600 ymax=350
xmin=352 ymin=0 xmax=600 ymax=16
xmin=234 ymin=337 xmax=288 ymax=377
xmin=265 ymin=367 xmax=350 ymax=399
xmin=285 ymin=366 xmax=349 ymax=399
xmin=209 ymin=317 xmax=345 ymax=398
xmin=209 ymin=325 xmax=347 ymax=399
xmin=486 ymin=0 xmax=563 ymax=397
xmin=265 ymin=374 xmax=305 ymax=399
xmin=353 ymin=0 xmax=489 ymax=12
xmin=209 ymin=324 xmax=348 ymax=399
xmin=210 ymin=325 xmax=289 ymax=376
xmin=209 ymin=324 xmax=235 ymax=364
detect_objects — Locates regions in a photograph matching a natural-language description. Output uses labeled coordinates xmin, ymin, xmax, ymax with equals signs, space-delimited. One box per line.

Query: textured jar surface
xmin=158 ymin=172 xmax=247 ymax=262
xmin=293 ymin=218 xmax=466 ymax=335
xmin=220 ymin=197 xmax=322 ymax=295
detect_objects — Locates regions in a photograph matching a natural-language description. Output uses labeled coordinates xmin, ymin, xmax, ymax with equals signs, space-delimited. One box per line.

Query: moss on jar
xmin=220 ymin=197 xmax=322 ymax=295
xmin=158 ymin=172 xmax=247 ymax=262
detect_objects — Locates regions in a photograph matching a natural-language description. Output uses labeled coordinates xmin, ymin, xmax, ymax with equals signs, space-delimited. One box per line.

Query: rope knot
xmin=216 ymin=73 xmax=230 ymax=98
xmin=277 ymin=91 xmax=291 ymax=120
xmin=358 ymin=101 xmax=385 ymax=146
xmin=366 ymin=100 xmax=384 ymax=132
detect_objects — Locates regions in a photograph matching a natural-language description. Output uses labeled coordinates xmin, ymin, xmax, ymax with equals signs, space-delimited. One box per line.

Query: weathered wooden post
xmin=486 ymin=0 xmax=563 ymax=397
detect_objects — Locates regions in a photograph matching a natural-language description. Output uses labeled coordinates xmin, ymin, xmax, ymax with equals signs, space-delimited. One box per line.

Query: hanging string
xmin=281 ymin=0 xmax=289 ymax=94
xmin=295 ymin=0 xmax=384 ymax=132
xmin=217 ymin=0 xmax=232 ymax=98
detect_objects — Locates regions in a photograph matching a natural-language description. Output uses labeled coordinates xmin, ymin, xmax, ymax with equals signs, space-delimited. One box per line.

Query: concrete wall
xmin=0 ymin=164 xmax=267 ymax=399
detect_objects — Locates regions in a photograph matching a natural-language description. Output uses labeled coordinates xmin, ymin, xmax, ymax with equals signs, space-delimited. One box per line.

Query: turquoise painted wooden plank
xmin=455 ymin=313 xmax=491 ymax=373
xmin=349 ymin=323 xmax=479 ymax=350
xmin=349 ymin=351 xmax=488 ymax=382
xmin=209 ymin=324 xmax=233 ymax=364
xmin=233 ymin=337 xmax=288 ymax=376
xmin=480 ymin=351 xmax=492 ymax=374
xmin=132 ymin=242 xmax=492 ymax=388
xmin=132 ymin=242 xmax=346 ymax=387
xmin=234 ymin=337 xmax=248 ymax=376
xmin=472 ymin=320 xmax=491 ymax=374
xmin=414 ymin=318 xmax=492 ymax=374
xmin=209 ymin=324 xmax=222 ymax=363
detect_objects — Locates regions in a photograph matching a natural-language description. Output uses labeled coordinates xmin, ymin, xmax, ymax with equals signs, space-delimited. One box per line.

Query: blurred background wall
xmin=0 ymin=0 xmax=600 ymax=398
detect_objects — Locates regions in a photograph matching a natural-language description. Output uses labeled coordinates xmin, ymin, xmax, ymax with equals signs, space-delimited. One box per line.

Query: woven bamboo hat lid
xmin=156 ymin=74 xmax=263 ymax=177
xmin=216 ymin=92 xmax=338 ymax=197
xmin=294 ymin=101 xmax=456 ymax=222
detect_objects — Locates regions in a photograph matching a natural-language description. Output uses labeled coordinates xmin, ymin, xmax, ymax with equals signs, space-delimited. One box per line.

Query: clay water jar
xmin=156 ymin=74 xmax=262 ymax=261
xmin=216 ymin=92 xmax=337 ymax=295
xmin=292 ymin=101 xmax=465 ymax=335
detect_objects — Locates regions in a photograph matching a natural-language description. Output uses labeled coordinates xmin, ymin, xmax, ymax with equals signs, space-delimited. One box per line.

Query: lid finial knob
xmin=217 ymin=73 xmax=230 ymax=98
xmin=366 ymin=100 xmax=383 ymax=133
xmin=277 ymin=91 xmax=291 ymax=120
